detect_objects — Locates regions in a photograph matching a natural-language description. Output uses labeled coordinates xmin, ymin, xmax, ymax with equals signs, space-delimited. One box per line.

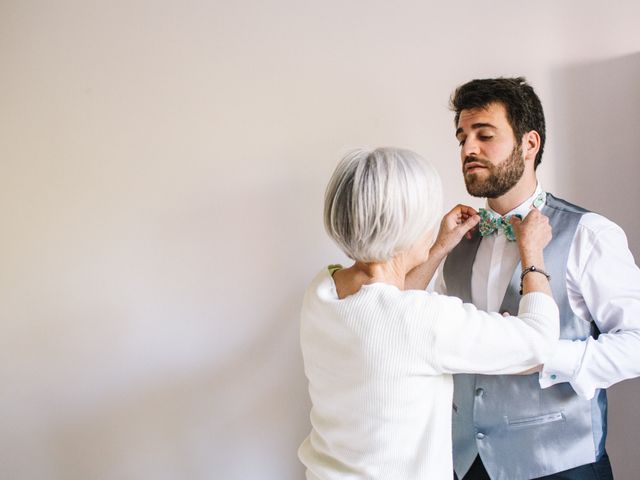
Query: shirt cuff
xmin=539 ymin=339 xmax=588 ymax=391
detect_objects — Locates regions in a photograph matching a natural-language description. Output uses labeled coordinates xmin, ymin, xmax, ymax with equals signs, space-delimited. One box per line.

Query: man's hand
xmin=510 ymin=209 xmax=552 ymax=259
xmin=431 ymin=204 xmax=480 ymax=257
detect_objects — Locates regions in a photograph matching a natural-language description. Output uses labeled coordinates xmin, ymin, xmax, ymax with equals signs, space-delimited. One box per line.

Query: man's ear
xmin=522 ymin=130 xmax=541 ymax=164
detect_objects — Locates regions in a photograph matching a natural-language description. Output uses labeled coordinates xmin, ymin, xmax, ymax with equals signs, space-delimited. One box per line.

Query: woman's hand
xmin=405 ymin=205 xmax=479 ymax=290
xmin=431 ymin=205 xmax=480 ymax=258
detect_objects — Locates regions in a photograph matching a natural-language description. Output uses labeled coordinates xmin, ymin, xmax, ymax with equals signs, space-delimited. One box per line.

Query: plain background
xmin=1 ymin=1 xmax=639 ymax=479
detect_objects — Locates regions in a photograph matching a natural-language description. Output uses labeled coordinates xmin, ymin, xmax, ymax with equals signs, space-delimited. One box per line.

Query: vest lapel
xmin=498 ymin=262 xmax=522 ymax=315
xmin=443 ymin=231 xmax=482 ymax=302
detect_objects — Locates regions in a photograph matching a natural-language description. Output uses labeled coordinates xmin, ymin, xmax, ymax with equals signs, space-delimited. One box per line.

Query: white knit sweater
xmin=298 ymin=267 xmax=559 ymax=480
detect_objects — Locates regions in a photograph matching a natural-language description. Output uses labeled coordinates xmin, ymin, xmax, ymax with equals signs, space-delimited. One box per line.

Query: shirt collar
xmin=485 ymin=183 xmax=546 ymax=219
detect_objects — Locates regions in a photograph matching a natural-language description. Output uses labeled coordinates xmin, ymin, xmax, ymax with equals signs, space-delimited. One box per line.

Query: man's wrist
xmin=519 ymin=265 xmax=551 ymax=295
xmin=519 ymin=249 xmax=544 ymax=266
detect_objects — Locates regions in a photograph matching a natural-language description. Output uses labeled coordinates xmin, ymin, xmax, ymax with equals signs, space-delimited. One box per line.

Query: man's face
xmin=455 ymin=102 xmax=525 ymax=199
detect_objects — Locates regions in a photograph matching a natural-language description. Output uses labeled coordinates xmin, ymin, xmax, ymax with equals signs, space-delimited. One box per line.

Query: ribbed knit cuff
xmin=518 ymin=292 xmax=559 ymax=318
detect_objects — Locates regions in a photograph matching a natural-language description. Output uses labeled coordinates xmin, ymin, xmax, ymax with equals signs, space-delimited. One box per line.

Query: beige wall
xmin=1 ymin=1 xmax=639 ymax=479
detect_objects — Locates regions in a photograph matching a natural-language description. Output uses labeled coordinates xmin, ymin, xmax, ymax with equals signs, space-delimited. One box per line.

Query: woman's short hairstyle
xmin=324 ymin=147 xmax=442 ymax=262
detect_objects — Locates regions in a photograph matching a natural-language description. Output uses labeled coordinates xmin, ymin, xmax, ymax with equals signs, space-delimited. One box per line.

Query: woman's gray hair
xmin=324 ymin=147 xmax=443 ymax=262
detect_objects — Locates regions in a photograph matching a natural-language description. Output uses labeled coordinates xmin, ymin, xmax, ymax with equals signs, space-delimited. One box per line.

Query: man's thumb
xmin=509 ymin=215 xmax=523 ymax=226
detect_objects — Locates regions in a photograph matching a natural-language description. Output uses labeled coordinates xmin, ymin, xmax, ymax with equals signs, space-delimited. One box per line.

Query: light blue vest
xmin=444 ymin=194 xmax=607 ymax=480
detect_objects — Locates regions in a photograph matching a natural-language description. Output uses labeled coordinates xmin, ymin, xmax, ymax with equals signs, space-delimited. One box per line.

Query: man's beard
xmin=463 ymin=144 xmax=525 ymax=198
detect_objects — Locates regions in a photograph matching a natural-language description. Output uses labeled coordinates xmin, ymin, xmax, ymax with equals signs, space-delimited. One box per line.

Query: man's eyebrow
xmin=456 ymin=123 xmax=497 ymax=137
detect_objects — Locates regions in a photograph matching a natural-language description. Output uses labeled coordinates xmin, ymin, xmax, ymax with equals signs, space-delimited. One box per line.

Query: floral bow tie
xmin=478 ymin=209 xmax=522 ymax=241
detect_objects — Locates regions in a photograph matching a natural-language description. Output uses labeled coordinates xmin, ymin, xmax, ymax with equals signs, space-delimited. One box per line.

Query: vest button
xmin=475 ymin=388 xmax=484 ymax=397
xmin=550 ymin=374 xmax=557 ymax=380
xmin=476 ymin=432 xmax=485 ymax=440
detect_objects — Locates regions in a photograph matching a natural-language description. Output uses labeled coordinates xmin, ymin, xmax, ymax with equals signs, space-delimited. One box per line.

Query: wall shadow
xmin=550 ymin=53 xmax=640 ymax=257
xmin=550 ymin=52 xmax=640 ymax=479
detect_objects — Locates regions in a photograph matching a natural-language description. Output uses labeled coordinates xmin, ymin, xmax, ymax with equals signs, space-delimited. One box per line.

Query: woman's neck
xmin=333 ymin=257 xmax=407 ymax=299
xmin=354 ymin=259 xmax=406 ymax=287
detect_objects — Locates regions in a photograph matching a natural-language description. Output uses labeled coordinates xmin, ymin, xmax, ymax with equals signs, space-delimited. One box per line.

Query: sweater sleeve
xmin=426 ymin=292 xmax=559 ymax=375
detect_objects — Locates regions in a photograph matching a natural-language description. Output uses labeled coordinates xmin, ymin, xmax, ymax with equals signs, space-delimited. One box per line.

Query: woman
xmin=298 ymin=147 xmax=559 ymax=479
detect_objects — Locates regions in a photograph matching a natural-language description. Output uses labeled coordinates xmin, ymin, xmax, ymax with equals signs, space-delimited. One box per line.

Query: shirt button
xmin=550 ymin=374 xmax=557 ymax=380
xmin=475 ymin=388 xmax=484 ymax=397
xmin=476 ymin=432 xmax=485 ymax=440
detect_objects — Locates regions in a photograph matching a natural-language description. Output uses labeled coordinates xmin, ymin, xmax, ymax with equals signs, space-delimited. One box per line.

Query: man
xmin=420 ymin=77 xmax=640 ymax=479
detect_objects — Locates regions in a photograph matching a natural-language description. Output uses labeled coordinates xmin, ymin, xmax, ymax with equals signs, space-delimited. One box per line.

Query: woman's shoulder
xmin=305 ymin=266 xmax=339 ymax=300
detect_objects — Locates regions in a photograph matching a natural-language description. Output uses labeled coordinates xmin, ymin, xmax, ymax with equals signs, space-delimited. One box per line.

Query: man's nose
xmin=462 ymin=137 xmax=480 ymax=157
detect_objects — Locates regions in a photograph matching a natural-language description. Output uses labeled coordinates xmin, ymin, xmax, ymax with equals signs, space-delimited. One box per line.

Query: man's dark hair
xmin=450 ymin=77 xmax=546 ymax=169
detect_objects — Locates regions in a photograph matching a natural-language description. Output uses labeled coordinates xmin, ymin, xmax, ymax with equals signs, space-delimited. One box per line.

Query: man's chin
xmin=465 ymin=181 xmax=513 ymax=199
xmin=464 ymin=179 xmax=490 ymax=198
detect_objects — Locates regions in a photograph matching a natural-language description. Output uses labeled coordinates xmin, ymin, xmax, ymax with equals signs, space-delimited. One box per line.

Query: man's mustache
xmin=463 ymin=157 xmax=491 ymax=169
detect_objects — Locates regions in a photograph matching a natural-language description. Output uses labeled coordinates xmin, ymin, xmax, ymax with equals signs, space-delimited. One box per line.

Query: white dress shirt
xmin=434 ymin=184 xmax=640 ymax=399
